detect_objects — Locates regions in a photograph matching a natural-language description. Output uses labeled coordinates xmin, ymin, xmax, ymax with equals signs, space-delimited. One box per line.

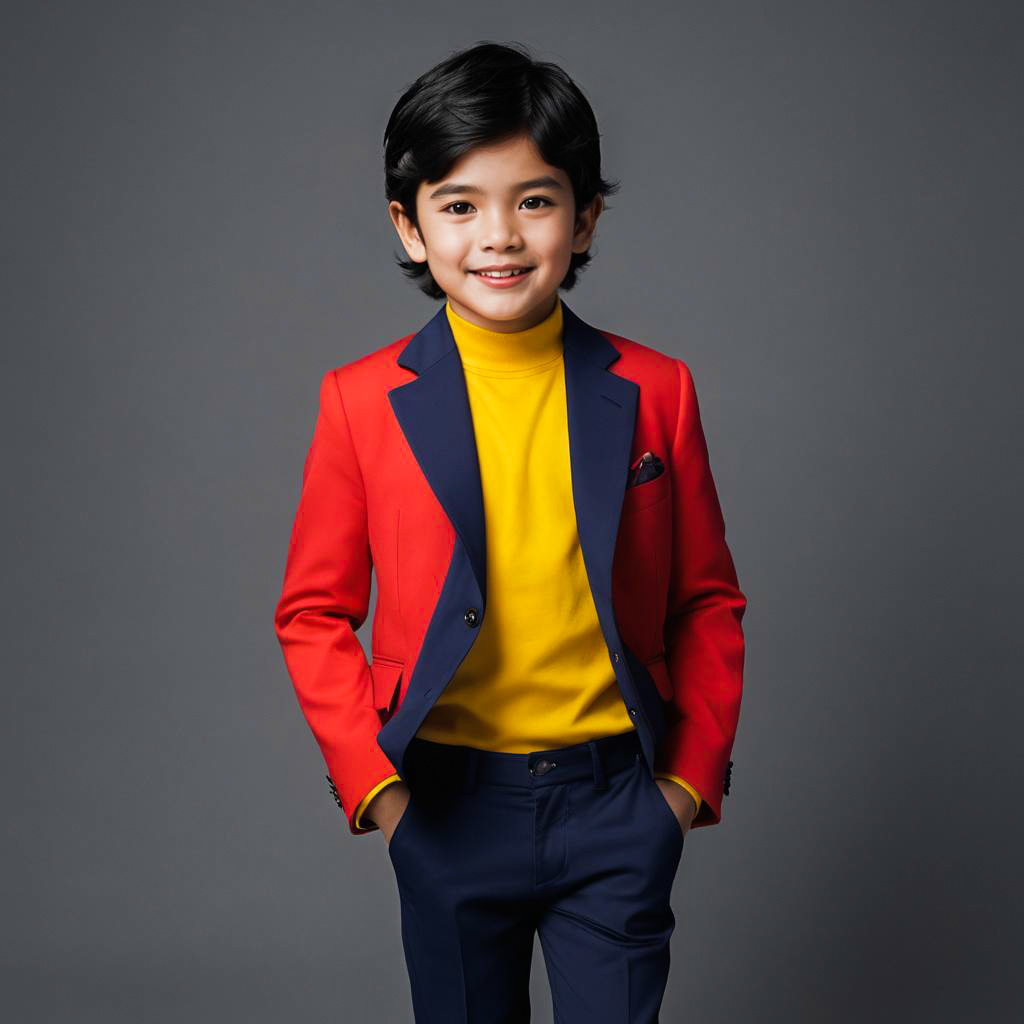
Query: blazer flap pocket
xmin=369 ymin=657 xmax=404 ymax=712
xmin=644 ymin=653 xmax=674 ymax=701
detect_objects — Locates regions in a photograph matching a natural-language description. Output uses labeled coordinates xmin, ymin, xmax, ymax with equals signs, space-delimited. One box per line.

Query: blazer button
xmin=464 ymin=608 xmax=480 ymax=627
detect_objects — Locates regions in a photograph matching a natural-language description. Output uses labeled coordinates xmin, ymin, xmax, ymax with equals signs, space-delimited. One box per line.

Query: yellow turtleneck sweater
xmin=354 ymin=297 xmax=701 ymax=828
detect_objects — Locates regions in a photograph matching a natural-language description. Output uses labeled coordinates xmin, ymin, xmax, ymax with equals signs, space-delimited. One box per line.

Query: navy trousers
xmin=385 ymin=728 xmax=686 ymax=1023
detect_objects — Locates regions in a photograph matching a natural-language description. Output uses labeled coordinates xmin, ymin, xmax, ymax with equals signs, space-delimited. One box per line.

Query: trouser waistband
xmin=403 ymin=728 xmax=645 ymax=794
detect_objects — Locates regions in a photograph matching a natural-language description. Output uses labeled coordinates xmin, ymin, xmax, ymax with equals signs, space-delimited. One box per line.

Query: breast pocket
xmin=621 ymin=468 xmax=670 ymax=513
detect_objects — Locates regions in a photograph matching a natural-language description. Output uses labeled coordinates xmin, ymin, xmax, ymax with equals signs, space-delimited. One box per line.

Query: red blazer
xmin=274 ymin=300 xmax=747 ymax=836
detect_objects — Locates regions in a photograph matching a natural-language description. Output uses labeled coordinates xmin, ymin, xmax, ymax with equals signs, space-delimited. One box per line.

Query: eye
xmin=440 ymin=196 xmax=554 ymax=215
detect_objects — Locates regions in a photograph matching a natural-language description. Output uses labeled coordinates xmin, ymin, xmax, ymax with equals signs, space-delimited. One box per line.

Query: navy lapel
xmin=388 ymin=303 xmax=489 ymax=602
xmin=387 ymin=298 xmax=638 ymax=622
xmin=559 ymin=300 xmax=639 ymax=624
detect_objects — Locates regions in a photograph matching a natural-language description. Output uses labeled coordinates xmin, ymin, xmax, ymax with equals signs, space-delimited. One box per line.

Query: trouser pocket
xmin=638 ymin=763 xmax=686 ymax=852
xmin=386 ymin=792 xmax=416 ymax=859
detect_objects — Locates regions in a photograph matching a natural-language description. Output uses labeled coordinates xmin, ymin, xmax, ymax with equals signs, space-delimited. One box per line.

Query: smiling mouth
xmin=470 ymin=267 xmax=534 ymax=279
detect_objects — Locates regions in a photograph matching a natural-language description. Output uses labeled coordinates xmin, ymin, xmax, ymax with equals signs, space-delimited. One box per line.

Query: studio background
xmin=4 ymin=2 xmax=1022 ymax=1021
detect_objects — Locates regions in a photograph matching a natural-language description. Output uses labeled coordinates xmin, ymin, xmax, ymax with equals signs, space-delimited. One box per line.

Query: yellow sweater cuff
xmin=654 ymin=773 xmax=702 ymax=815
xmin=353 ymin=774 xmax=402 ymax=831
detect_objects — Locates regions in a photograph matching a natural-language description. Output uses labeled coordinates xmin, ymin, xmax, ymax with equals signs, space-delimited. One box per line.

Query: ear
xmin=388 ymin=200 xmax=427 ymax=263
xmin=571 ymin=194 xmax=605 ymax=254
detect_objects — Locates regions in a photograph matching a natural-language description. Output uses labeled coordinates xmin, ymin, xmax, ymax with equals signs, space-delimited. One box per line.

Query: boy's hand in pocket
xmin=656 ymin=779 xmax=698 ymax=833
xmin=366 ymin=782 xmax=412 ymax=843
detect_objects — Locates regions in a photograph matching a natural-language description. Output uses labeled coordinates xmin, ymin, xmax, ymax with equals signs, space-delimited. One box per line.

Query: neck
xmin=446 ymin=297 xmax=564 ymax=372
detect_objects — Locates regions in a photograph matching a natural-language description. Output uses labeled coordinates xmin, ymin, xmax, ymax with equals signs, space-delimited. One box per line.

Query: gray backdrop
xmin=4 ymin=1 xmax=1022 ymax=1020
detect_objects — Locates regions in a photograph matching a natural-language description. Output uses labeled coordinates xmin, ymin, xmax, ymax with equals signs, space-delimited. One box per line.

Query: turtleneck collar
xmin=445 ymin=298 xmax=564 ymax=374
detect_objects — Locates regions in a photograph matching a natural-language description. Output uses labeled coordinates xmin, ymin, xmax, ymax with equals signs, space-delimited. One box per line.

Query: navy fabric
xmin=385 ymin=729 xmax=685 ymax=1022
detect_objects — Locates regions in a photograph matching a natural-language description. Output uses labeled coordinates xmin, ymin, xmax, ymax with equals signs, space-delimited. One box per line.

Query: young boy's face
xmin=389 ymin=133 xmax=602 ymax=333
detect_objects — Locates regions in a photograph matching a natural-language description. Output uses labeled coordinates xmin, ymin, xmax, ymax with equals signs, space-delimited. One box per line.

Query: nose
xmin=477 ymin=205 xmax=523 ymax=251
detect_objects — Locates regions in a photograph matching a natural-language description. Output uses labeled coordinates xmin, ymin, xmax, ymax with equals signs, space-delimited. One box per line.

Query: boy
xmin=274 ymin=41 xmax=746 ymax=1023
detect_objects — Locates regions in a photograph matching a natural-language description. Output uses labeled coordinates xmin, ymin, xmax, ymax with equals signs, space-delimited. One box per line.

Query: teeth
xmin=476 ymin=269 xmax=528 ymax=278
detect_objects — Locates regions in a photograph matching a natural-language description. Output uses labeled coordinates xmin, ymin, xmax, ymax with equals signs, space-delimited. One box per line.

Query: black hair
xmin=383 ymin=41 xmax=621 ymax=299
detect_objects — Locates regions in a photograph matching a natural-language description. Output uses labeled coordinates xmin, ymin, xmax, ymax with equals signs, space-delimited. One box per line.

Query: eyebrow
xmin=427 ymin=175 xmax=565 ymax=200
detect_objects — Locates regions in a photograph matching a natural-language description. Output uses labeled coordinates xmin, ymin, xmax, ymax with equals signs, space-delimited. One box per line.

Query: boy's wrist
xmin=655 ymin=777 xmax=699 ymax=830
xmin=654 ymin=772 xmax=702 ymax=816
xmin=364 ymin=779 xmax=409 ymax=830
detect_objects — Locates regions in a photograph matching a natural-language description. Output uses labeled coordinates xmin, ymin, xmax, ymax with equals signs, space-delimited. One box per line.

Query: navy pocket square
xmin=626 ymin=450 xmax=665 ymax=488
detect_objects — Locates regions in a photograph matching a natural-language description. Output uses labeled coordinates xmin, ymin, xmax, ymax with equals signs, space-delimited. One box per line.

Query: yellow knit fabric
xmin=354 ymin=297 xmax=700 ymax=829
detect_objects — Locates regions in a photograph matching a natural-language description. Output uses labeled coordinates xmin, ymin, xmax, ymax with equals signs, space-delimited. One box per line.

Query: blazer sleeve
xmin=653 ymin=358 xmax=747 ymax=828
xmin=274 ymin=368 xmax=401 ymax=836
